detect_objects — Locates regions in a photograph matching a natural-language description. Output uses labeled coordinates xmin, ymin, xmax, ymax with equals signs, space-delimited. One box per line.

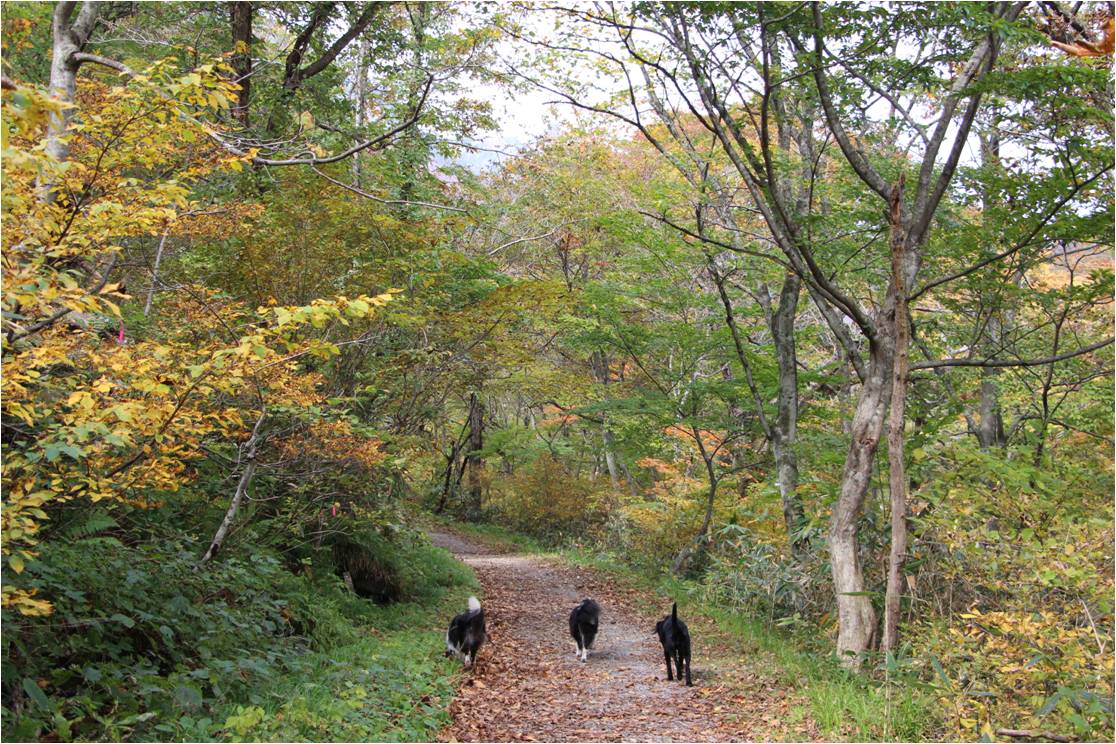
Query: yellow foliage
xmin=487 ymin=456 xmax=605 ymax=536
xmin=612 ymin=456 xmax=739 ymax=565
xmin=925 ymin=607 xmax=1113 ymax=737
xmin=0 ymin=70 xmax=395 ymax=616
xmin=909 ymin=449 xmax=1114 ymax=739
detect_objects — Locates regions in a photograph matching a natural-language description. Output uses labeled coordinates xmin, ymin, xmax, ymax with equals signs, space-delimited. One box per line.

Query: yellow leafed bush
xmin=486 ymin=455 xmax=606 ymax=538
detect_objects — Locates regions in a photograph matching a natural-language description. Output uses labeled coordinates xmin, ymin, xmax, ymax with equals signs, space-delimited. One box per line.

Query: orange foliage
xmin=663 ymin=425 xmax=733 ymax=464
xmin=539 ymin=404 xmax=578 ymax=428
xmin=275 ymin=420 xmax=386 ymax=470
xmin=1051 ymin=15 xmax=1114 ymax=57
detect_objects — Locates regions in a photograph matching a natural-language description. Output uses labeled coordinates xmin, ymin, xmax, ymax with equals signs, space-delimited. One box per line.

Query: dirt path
xmin=430 ymin=529 xmax=810 ymax=742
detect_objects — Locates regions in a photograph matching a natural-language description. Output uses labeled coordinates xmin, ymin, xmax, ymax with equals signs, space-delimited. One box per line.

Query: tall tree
xmin=512 ymin=0 xmax=1110 ymax=663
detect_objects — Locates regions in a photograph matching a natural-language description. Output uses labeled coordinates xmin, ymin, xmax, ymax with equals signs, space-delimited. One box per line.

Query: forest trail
xmin=429 ymin=529 xmax=817 ymax=742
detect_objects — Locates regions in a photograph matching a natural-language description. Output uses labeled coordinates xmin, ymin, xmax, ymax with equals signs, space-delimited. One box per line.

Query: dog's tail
xmin=672 ymin=602 xmax=678 ymax=622
xmin=467 ymin=596 xmax=481 ymax=612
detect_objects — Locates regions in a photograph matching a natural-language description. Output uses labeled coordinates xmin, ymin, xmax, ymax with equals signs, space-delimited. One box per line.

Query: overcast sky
xmin=444 ymin=82 xmax=557 ymax=171
xmin=439 ymin=5 xmax=998 ymax=177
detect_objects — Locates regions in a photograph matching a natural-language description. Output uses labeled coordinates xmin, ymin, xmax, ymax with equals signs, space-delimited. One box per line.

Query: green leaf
xmin=109 ymin=613 xmax=135 ymax=628
xmin=174 ymin=685 xmax=203 ymax=711
xmin=22 ymin=678 xmax=50 ymax=710
xmin=1037 ymin=690 xmax=1062 ymax=716
xmin=930 ymin=656 xmax=953 ymax=690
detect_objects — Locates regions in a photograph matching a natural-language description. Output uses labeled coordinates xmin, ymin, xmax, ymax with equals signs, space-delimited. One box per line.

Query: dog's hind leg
xmin=682 ymin=650 xmax=692 ymax=686
xmin=663 ymin=647 xmax=674 ymax=681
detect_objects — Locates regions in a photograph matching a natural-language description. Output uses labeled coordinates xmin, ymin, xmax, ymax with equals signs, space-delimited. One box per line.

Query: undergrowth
xmin=232 ymin=542 xmax=475 ymax=742
xmin=2 ymin=508 xmax=477 ymax=742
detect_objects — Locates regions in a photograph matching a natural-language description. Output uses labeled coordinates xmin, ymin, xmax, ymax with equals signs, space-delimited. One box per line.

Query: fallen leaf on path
xmin=430 ymin=528 xmax=821 ymax=743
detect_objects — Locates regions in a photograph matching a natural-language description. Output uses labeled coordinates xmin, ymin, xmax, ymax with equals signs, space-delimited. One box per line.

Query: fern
xmin=57 ymin=510 xmax=119 ymax=541
xmin=67 ymin=535 xmax=123 ymax=549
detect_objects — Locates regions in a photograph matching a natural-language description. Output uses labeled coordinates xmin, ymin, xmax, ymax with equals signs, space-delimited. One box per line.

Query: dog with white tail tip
xmin=445 ymin=596 xmax=486 ymax=668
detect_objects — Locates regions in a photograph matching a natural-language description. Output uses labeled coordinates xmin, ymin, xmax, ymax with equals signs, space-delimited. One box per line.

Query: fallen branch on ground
xmin=996 ymin=728 xmax=1074 ymax=742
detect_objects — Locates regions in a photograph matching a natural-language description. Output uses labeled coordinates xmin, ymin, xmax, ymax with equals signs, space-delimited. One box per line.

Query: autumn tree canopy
xmin=1 ymin=2 xmax=1112 ymax=742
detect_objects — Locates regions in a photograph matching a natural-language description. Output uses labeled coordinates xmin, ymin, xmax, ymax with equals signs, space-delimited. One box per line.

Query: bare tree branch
xmin=310 ymin=165 xmax=466 ymax=212
xmin=911 ymin=337 xmax=1113 ymax=370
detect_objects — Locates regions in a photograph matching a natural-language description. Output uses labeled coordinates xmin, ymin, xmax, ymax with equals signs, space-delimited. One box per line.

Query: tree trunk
xmin=829 ymin=337 xmax=890 ymax=664
xmin=883 ymin=175 xmax=910 ymax=654
xmin=975 ymin=373 xmax=1007 ymax=448
xmin=590 ymin=350 xmax=626 ymax=492
xmin=770 ymin=272 xmax=805 ymax=554
xmin=46 ymin=2 xmax=100 ymax=166
xmin=708 ymin=254 xmax=805 ymax=554
xmin=602 ymin=429 xmax=621 ymax=490
xmin=465 ymin=392 xmax=484 ymax=515
xmin=971 ymin=123 xmax=1008 ymax=450
xmin=228 ymin=2 xmax=253 ymax=125
xmin=396 ymin=2 xmax=431 ymax=211
xmin=143 ymin=231 xmax=168 ymax=318
xmin=351 ymin=33 xmax=370 ymax=185
xmin=724 ymin=388 xmax=753 ymax=499
xmin=199 ymin=411 xmax=266 ymax=566
xmin=671 ymin=426 xmax=719 ymax=575
xmin=434 ymin=440 xmax=460 ymax=514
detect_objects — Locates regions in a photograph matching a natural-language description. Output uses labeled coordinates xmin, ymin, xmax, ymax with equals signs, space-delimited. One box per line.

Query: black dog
xmin=568 ymin=598 xmax=601 ymax=662
xmin=445 ymin=596 xmax=485 ymax=668
xmin=655 ymin=602 xmax=692 ymax=685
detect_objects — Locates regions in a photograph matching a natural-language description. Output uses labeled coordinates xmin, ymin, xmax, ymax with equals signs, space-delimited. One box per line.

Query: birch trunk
xmin=46 ymin=3 xmax=100 ymax=166
xmin=199 ymin=411 xmax=266 ymax=566
xmin=143 ymin=232 xmax=168 ymax=318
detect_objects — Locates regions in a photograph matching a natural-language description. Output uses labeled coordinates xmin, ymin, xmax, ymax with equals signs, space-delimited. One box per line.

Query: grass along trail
xmin=430 ymin=529 xmax=819 ymax=742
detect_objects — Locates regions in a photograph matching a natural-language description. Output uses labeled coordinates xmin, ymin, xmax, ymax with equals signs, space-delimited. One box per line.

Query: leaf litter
xmin=430 ymin=530 xmax=821 ymax=742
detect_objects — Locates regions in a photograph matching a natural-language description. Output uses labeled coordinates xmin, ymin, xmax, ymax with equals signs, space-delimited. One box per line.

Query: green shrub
xmin=0 ymin=514 xmax=475 ymax=741
xmin=241 ymin=540 xmax=478 ymax=742
xmin=701 ymin=523 xmax=831 ymax=622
